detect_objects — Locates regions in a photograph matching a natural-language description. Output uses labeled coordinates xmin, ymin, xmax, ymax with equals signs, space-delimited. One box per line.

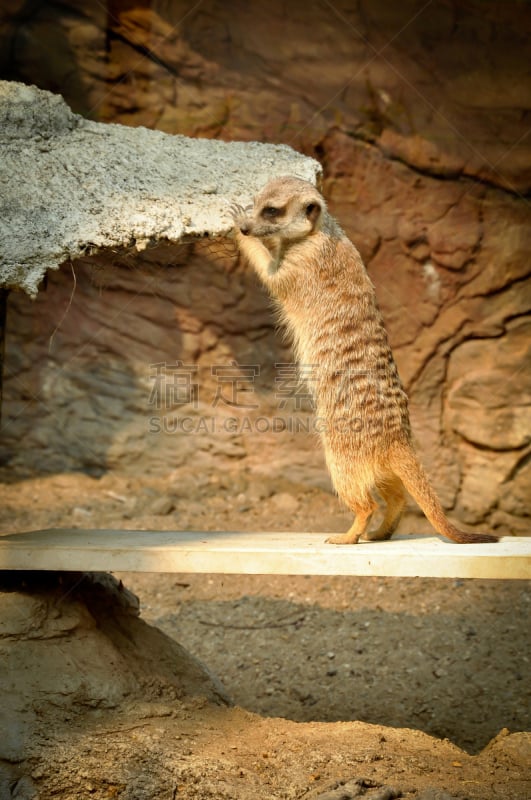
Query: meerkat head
xmin=238 ymin=176 xmax=325 ymax=245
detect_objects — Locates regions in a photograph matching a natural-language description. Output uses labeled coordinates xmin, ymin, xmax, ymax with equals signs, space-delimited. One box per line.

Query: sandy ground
xmin=0 ymin=467 xmax=530 ymax=799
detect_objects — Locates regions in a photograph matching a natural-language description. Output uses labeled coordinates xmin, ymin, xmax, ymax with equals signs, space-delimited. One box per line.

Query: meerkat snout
xmin=231 ymin=176 xmax=325 ymax=245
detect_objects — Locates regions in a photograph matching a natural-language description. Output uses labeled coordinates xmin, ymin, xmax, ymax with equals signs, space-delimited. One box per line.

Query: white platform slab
xmin=0 ymin=529 xmax=529 ymax=579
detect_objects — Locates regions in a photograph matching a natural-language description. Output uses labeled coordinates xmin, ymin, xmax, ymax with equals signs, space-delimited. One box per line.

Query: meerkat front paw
xmin=229 ymin=202 xmax=251 ymax=225
xmin=229 ymin=201 xmax=244 ymax=218
xmin=228 ymin=202 xmax=252 ymax=241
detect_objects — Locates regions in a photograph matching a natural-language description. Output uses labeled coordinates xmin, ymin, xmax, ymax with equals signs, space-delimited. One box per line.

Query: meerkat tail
xmin=389 ymin=443 xmax=498 ymax=544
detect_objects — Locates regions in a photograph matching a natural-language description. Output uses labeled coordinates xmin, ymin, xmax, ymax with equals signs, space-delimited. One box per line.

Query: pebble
xmin=149 ymin=495 xmax=175 ymax=516
xmin=269 ymin=492 xmax=299 ymax=514
xmin=73 ymin=506 xmax=92 ymax=518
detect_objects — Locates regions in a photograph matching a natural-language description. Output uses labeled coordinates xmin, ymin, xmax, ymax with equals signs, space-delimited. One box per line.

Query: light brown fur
xmin=233 ymin=176 xmax=498 ymax=545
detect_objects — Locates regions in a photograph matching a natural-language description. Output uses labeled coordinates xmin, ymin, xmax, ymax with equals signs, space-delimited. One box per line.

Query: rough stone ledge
xmin=0 ymin=81 xmax=321 ymax=297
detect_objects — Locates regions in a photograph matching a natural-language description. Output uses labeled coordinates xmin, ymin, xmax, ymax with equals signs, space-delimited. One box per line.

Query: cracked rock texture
xmin=1 ymin=1 xmax=530 ymax=534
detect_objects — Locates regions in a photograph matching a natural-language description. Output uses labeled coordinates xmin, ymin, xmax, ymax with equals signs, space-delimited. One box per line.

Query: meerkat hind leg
xmin=360 ymin=473 xmax=406 ymax=542
xmin=326 ymin=492 xmax=378 ymax=545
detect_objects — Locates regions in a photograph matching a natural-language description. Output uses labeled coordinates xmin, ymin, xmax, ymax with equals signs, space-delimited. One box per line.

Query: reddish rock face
xmin=1 ymin=1 xmax=529 ymax=534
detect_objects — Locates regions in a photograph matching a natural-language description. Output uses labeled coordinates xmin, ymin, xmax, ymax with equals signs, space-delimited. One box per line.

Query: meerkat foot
xmin=360 ymin=474 xmax=406 ymax=542
xmin=360 ymin=517 xmax=402 ymax=542
xmin=325 ymin=514 xmax=372 ymax=545
xmin=360 ymin=527 xmax=394 ymax=542
xmin=325 ymin=532 xmax=361 ymax=545
xmin=327 ymin=494 xmax=377 ymax=545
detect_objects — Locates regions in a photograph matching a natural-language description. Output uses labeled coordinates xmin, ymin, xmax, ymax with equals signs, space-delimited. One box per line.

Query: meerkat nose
xmin=239 ymin=223 xmax=251 ymax=236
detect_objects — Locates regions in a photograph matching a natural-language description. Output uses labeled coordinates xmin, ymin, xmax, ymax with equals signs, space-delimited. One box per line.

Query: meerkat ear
xmin=305 ymin=201 xmax=321 ymax=228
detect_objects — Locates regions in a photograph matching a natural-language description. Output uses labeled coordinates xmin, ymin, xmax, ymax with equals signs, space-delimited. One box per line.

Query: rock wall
xmin=1 ymin=1 xmax=530 ymax=533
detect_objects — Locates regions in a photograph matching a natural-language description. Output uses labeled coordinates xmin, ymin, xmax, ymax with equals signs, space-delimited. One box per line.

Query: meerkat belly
xmin=296 ymin=313 xmax=410 ymax=450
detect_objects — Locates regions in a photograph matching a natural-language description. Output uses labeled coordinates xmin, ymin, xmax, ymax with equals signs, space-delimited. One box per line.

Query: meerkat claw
xmin=228 ymin=202 xmax=248 ymax=222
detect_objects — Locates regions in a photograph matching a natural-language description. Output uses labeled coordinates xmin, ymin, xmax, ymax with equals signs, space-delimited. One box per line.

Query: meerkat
xmin=232 ymin=176 xmax=498 ymax=545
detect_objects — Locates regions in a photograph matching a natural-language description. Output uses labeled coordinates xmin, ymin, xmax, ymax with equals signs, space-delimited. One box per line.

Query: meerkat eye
xmin=261 ymin=206 xmax=281 ymax=219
